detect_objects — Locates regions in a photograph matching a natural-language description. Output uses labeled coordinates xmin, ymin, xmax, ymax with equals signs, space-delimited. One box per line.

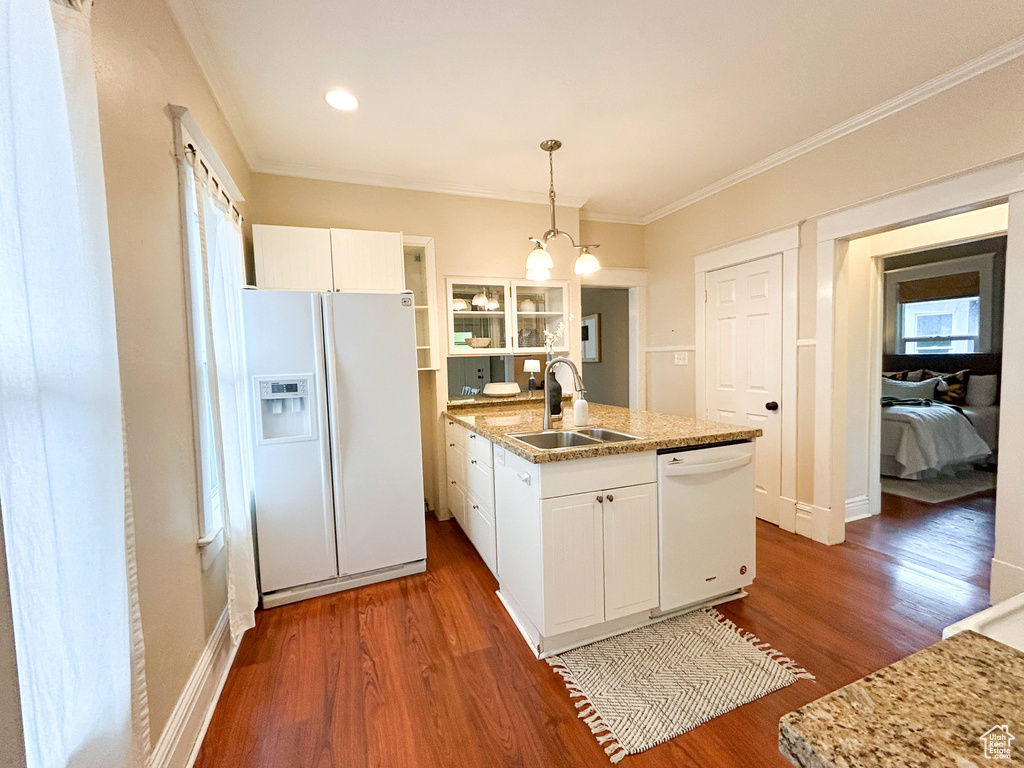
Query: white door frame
xmin=581 ymin=268 xmax=649 ymax=410
xmin=694 ymin=225 xmax=800 ymax=533
xmin=815 ymin=154 xmax=1024 ymax=602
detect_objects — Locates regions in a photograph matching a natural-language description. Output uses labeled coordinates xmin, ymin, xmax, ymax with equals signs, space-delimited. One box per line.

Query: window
xmin=179 ymin=135 xmax=244 ymax=566
xmin=884 ymin=252 xmax=996 ymax=356
xmin=900 ymin=296 xmax=979 ymax=354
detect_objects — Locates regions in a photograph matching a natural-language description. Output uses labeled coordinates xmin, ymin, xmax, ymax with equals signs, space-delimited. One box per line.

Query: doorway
xmin=580 ymin=287 xmax=630 ymax=407
xmin=703 ymin=254 xmax=784 ymax=525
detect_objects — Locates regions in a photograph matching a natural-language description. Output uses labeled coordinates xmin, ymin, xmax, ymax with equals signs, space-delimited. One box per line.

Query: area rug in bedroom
xmin=546 ymin=607 xmax=814 ymax=763
xmin=881 ymin=470 xmax=996 ymax=504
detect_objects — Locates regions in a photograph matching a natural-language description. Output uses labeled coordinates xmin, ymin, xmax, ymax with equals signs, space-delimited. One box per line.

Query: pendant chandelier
xmin=525 ymin=139 xmax=600 ymax=281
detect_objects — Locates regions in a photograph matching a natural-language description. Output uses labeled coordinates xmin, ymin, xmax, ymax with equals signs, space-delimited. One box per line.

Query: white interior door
xmin=705 ymin=255 xmax=783 ymax=524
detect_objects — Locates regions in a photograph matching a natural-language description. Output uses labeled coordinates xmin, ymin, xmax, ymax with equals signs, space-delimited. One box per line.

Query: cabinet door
xmin=330 ymin=228 xmax=405 ymax=291
xmin=541 ymin=491 xmax=604 ymax=635
xmin=253 ymin=225 xmax=333 ymax=290
xmin=447 ymin=278 xmax=511 ymax=356
xmin=511 ymin=279 xmax=570 ymax=354
xmin=603 ymin=483 xmax=659 ymax=621
xmin=466 ymin=491 xmax=497 ymax=576
xmin=446 ymin=441 xmax=466 ymax=488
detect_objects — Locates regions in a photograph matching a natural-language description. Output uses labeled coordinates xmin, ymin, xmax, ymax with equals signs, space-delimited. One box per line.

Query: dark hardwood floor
xmin=196 ymin=491 xmax=995 ymax=768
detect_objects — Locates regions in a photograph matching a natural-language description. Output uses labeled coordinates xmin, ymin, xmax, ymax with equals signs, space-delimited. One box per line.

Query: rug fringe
xmin=706 ymin=608 xmax=816 ymax=680
xmin=546 ymin=657 xmax=628 ymax=763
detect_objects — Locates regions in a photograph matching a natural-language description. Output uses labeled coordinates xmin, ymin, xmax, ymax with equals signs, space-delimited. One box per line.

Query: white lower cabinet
xmin=445 ymin=417 xmax=497 ymax=576
xmin=494 ymin=446 xmax=659 ymax=650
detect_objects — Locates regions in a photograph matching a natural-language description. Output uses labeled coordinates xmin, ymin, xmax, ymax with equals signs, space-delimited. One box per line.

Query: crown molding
xmin=579 ymin=210 xmax=646 ymax=225
xmin=252 ymin=158 xmax=590 ymax=209
xmin=641 ymin=32 xmax=1024 ymax=225
xmin=164 ymin=0 xmax=260 ymax=165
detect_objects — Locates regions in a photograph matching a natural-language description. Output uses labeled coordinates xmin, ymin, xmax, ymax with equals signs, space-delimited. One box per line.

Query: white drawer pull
xmin=517 ymin=472 xmax=531 ymax=485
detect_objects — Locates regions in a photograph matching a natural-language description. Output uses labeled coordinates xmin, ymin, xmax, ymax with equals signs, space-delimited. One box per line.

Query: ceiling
xmin=169 ymin=1 xmax=1024 ymax=222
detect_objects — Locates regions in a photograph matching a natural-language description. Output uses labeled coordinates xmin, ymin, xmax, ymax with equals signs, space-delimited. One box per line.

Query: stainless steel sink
xmin=507 ymin=430 xmax=602 ymax=450
xmin=574 ymin=427 xmax=640 ymax=443
xmin=507 ymin=426 xmax=641 ymax=450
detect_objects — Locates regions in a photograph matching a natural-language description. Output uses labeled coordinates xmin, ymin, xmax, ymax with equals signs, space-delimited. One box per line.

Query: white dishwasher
xmin=658 ymin=440 xmax=756 ymax=613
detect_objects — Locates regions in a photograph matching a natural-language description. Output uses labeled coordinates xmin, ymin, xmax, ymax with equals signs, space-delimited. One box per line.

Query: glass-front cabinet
xmin=511 ymin=279 xmax=570 ymax=354
xmin=446 ymin=277 xmax=570 ymax=356
xmin=447 ymin=278 xmax=511 ymax=355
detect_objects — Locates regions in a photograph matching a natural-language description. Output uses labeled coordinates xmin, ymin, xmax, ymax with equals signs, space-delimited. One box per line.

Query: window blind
xmin=898 ymin=271 xmax=980 ymax=303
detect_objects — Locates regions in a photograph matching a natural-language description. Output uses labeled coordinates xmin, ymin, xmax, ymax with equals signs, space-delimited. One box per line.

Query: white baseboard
xmin=148 ymin=609 xmax=238 ymax=768
xmin=794 ymin=502 xmax=833 ymax=544
xmin=991 ymin=558 xmax=1024 ymax=604
xmin=845 ymin=495 xmax=873 ymax=523
xmin=778 ymin=496 xmax=798 ymax=533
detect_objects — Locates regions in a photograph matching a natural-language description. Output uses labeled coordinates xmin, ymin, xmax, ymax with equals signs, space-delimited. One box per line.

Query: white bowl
xmin=482 ymin=382 xmax=521 ymax=397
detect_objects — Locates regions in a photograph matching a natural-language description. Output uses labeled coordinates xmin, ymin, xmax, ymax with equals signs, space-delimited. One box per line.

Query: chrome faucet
xmin=543 ymin=356 xmax=585 ymax=430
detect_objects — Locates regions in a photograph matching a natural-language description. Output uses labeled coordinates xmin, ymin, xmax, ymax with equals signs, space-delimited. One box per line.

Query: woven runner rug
xmin=547 ymin=607 xmax=814 ymax=763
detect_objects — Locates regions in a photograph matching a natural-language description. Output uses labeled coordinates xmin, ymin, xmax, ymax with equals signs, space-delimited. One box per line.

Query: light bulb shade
xmin=573 ymin=250 xmax=601 ymax=275
xmin=526 ymin=267 xmax=551 ymax=282
xmin=525 ymin=245 xmax=554 ymax=271
xmin=485 ymin=294 xmax=500 ymax=311
xmin=471 ymin=290 xmax=487 ymax=306
xmin=523 ymin=359 xmax=541 ymax=373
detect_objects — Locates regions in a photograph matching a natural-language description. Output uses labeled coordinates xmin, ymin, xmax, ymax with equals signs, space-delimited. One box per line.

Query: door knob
xmin=596 ymin=495 xmax=604 ymax=503
xmin=606 ymin=494 xmax=614 ymax=502
xmin=765 ymin=401 xmax=779 ymax=412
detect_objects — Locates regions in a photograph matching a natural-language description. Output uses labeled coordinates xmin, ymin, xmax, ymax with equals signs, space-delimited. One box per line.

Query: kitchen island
xmin=442 ymin=400 xmax=761 ymax=657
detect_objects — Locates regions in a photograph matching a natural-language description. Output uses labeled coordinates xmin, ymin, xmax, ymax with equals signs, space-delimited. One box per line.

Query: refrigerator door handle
xmin=321 ymin=293 xmax=346 ymax=576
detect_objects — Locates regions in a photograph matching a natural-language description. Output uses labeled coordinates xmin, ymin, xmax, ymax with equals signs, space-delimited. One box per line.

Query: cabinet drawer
xmin=446 ymin=442 xmax=466 ymax=487
xmin=447 ymin=480 xmax=466 ymax=526
xmin=466 ymin=491 xmax=497 ymax=576
xmin=445 ymin=418 xmax=466 ymax=448
xmin=466 ymin=459 xmax=494 ymax=517
xmin=465 ymin=430 xmax=493 ymax=467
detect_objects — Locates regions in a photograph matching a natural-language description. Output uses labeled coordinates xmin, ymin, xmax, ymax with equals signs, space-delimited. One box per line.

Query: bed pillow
xmin=883 ymin=370 xmax=909 ymax=380
xmin=882 ymin=377 xmax=939 ymax=400
xmin=923 ymin=369 xmax=970 ymax=406
xmin=966 ymin=374 xmax=998 ymax=407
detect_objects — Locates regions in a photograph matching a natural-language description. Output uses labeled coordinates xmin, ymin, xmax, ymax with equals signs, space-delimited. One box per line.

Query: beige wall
xmin=92 ymin=0 xmax=251 ymax=738
xmin=645 ymin=55 xmax=1024 ymax=415
xmin=579 ymin=220 xmax=646 ymax=269
xmin=644 ymin=55 xmax=1024 ymax=517
xmin=249 ymin=172 xmax=587 ymax=515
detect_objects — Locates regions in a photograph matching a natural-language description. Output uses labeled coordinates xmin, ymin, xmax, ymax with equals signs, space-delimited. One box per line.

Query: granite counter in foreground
xmin=779 ymin=630 xmax=1024 ymax=767
xmin=443 ymin=401 xmax=761 ymax=463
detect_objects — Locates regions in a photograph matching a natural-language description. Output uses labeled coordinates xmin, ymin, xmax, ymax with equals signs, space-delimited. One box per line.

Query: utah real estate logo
xmin=980 ymin=725 xmax=1014 ymax=760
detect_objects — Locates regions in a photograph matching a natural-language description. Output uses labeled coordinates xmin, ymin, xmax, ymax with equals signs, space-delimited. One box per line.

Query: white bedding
xmin=880 ymin=403 xmax=992 ymax=480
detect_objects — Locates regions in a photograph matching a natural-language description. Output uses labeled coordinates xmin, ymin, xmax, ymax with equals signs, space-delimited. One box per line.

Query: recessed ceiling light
xmin=325 ymin=89 xmax=359 ymax=111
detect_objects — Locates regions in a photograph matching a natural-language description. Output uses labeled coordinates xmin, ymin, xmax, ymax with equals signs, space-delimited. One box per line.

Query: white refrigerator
xmin=242 ymin=289 xmax=427 ymax=607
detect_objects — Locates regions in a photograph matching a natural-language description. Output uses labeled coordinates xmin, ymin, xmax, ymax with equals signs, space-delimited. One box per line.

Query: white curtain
xmin=186 ymin=162 xmax=259 ymax=644
xmin=0 ymin=0 xmax=148 ymax=765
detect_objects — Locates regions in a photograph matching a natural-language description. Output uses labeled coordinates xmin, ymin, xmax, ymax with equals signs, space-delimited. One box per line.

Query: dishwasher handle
xmin=662 ymin=453 xmax=751 ymax=476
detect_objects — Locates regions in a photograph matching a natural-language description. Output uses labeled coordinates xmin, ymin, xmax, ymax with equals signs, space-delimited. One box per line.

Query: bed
xmin=880 ymin=353 xmax=1000 ymax=480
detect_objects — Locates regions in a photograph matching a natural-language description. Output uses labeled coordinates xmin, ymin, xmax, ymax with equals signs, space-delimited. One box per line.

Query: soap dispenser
xmin=573 ymin=390 xmax=589 ymax=427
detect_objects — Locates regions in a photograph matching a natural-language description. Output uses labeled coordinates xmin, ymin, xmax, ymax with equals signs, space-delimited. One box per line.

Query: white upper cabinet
xmin=511 ymin=279 xmax=570 ymax=354
xmin=252 ymin=224 xmax=404 ymax=293
xmin=253 ymin=225 xmax=333 ymax=291
xmin=330 ymin=228 xmax=405 ymax=292
xmin=446 ymin=277 xmax=571 ymax=356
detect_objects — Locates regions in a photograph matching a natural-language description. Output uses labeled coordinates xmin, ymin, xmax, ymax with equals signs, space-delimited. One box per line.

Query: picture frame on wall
xmin=581 ymin=313 xmax=601 ymax=363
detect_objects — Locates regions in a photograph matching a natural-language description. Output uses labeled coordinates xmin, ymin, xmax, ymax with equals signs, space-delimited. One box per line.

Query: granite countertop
xmin=442 ymin=401 xmax=761 ymax=464
xmin=779 ymin=630 xmax=1024 ymax=768
xmin=447 ymin=391 xmax=566 ymax=409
